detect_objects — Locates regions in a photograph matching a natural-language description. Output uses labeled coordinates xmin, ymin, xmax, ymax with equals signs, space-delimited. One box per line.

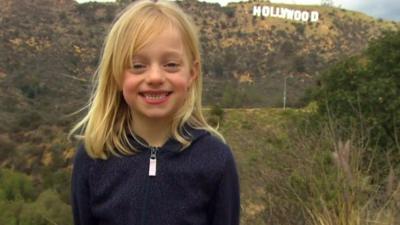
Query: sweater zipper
xmin=149 ymin=147 xmax=158 ymax=176
xmin=141 ymin=147 xmax=159 ymax=225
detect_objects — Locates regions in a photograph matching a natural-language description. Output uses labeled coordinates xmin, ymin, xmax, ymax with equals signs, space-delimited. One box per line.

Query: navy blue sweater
xmin=71 ymin=127 xmax=240 ymax=225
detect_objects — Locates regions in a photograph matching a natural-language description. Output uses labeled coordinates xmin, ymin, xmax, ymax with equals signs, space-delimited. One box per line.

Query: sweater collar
xmin=127 ymin=124 xmax=208 ymax=153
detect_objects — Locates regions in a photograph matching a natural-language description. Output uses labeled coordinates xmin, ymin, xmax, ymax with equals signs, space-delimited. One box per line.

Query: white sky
xmin=76 ymin=0 xmax=400 ymax=21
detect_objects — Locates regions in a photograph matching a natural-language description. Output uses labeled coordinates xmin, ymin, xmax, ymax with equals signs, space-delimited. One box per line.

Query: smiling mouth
xmin=139 ymin=91 xmax=173 ymax=101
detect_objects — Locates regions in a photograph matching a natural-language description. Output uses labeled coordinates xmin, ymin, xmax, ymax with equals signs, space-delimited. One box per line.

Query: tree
xmin=0 ymin=169 xmax=73 ymax=225
xmin=222 ymin=7 xmax=235 ymax=18
xmin=0 ymin=169 xmax=36 ymax=201
xmin=313 ymin=30 xmax=400 ymax=152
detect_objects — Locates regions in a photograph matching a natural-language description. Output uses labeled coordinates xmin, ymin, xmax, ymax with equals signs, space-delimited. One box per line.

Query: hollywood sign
xmin=253 ymin=5 xmax=319 ymax=23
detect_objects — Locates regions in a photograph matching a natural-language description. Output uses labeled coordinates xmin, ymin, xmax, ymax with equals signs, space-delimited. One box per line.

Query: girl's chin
xmin=133 ymin=110 xmax=175 ymax=121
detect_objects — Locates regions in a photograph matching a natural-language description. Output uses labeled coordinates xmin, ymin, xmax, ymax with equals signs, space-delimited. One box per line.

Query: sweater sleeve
xmin=209 ymin=147 xmax=240 ymax=225
xmin=71 ymin=144 xmax=97 ymax=225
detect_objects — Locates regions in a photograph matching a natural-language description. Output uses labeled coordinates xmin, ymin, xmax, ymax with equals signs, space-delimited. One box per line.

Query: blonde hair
xmin=69 ymin=0 xmax=224 ymax=159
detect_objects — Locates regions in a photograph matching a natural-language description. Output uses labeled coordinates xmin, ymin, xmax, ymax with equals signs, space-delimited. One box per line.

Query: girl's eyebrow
xmin=131 ymin=55 xmax=146 ymax=61
xmin=161 ymin=51 xmax=183 ymax=58
xmin=132 ymin=51 xmax=183 ymax=60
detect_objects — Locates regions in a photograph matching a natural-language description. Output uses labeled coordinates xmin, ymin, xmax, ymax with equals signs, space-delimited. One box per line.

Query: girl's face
xmin=121 ymin=27 xmax=197 ymax=123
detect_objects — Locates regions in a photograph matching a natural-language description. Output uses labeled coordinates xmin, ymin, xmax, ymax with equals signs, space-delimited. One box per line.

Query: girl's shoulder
xmin=188 ymin=132 xmax=238 ymax=185
xmin=187 ymin=126 xmax=228 ymax=149
xmin=190 ymin=130 xmax=235 ymax=167
xmin=197 ymin=133 xmax=229 ymax=150
xmin=192 ymin=128 xmax=230 ymax=148
xmin=73 ymin=143 xmax=96 ymax=168
xmin=71 ymin=143 xmax=97 ymax=184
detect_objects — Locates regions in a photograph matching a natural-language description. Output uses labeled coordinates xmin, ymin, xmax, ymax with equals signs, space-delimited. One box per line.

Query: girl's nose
xmin=145 ymin=65 xmax=165 ymax=86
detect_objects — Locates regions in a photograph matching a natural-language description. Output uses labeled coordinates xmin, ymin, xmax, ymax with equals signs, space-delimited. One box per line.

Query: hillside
xmin=1 ymin=0 xmax=399 ymax=113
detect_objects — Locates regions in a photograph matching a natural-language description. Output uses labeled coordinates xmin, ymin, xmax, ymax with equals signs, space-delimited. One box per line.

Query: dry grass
xmin=305 ymin=140 xmax=400 ymax=225
xmin=214 ymin=107 xmax=400 ymax=225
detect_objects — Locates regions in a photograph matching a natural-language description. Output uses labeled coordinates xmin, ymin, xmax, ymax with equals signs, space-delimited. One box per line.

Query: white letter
xmin=262 ymin=6 xmax=270 ymax=17
xmin=284 ymin=8 xmax=294 ymax=20
xmin=294 ymin=10 xmax=302 ymax=21
xmin=253 ymin=6 xmax=261 ymax=17
xmin=274 ymin=7 xmax=282 ymax=18
xmin=277 ymin=7 xmax=285 ymax=18
xmin=311 ymin=11 xmax=319 ymax=22
xmin=301 ymin=11 xmax=310 ymax=22
xmin=279 ymin=8 xmax=285 ymax=18
xmin=270 ymin=6 xmax=276 ymax=17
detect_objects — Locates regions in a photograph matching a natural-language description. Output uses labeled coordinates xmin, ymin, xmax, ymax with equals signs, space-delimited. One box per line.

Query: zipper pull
xmin=149 ymin=147 xmax=157 ymax=176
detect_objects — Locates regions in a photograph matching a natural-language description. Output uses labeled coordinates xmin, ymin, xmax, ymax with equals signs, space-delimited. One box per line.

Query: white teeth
xmin=144 ymin=93 xmax=168 ymax=100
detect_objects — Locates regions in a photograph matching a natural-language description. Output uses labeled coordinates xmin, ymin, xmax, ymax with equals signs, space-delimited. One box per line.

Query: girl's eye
xmin=132 ymin=64 xmax=145 ymax=69
xmin=131 ymin=63 xmax=146 ymax=73
xmin=166 ymin=63 xmax=178 ymax=67
xmin=164 ymin=63 xmax=180 ymax=72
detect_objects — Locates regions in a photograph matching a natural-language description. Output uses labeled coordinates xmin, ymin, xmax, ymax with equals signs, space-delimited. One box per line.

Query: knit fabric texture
xmin=71 ymin=127 xmax=240 ymax=225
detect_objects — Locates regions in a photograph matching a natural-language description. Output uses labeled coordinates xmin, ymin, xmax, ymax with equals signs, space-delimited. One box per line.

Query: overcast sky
xmin=76 ymin=0 xmax=400 ymax=21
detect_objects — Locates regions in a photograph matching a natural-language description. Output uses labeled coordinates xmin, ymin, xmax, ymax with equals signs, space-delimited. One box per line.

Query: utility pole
xmin=283 ymin=75 xmax=293 ymax=110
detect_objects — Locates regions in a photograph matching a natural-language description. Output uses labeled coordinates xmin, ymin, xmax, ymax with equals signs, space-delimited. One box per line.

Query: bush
xmin=0 ymin=135 xmax=16 ymax=159
xmin=222 ymin=7 xmax=235 ymax=18
xmin=263 ymin=112 xmax=400 ymax=224
xmin=0 ymin=169 xmax=73 ymax=225
xmin=211 ymin=104 xmax=224 ymax=118
xmin=0 ymin=169 xmax=37 ymax=201
xmin=312 ymin=30 xmax=400 ymax=154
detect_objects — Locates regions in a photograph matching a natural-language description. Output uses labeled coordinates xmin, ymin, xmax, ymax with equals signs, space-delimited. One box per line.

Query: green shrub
xmin=0 ymin=169 xmax=73 ymax=225
xmin=312 ymin=30 xmax=400 ymax=153
xmin=0 ymin=169 xmax=36 ymax=201
xmin=222 ymin=7 xmax=235 ymax=18
xmin=210 ymin=104 xmax=224 ymax=121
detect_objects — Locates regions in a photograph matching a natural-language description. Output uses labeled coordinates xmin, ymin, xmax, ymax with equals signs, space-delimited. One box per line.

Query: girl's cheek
xmin=173 ymin=76 xmax=193 ymax=91
xmin=122 ymin=77 xmax=140 ymax=91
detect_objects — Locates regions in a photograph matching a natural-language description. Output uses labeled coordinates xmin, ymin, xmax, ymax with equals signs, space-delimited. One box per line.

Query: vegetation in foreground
xmin=2 ymin=106 xmax=399 ymax=225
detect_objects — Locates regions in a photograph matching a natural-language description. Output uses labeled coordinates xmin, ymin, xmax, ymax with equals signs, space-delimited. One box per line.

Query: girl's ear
xmin=189 ymin=61 xmax=199 ymax=86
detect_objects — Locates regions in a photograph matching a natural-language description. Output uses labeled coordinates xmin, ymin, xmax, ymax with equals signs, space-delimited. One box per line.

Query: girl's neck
xmin=132 ymin=116 xmax=172 ymax=148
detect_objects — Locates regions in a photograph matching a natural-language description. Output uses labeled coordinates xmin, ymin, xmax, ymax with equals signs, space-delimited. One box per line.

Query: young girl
xmin=70 ymin=1 xmax=240 ymax=224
